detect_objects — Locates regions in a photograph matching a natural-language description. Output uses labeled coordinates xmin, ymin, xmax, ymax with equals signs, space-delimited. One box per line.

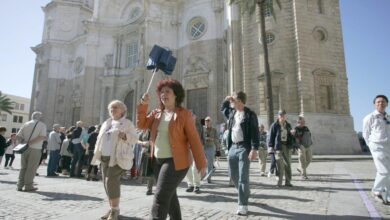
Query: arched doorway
xmin=124 ymin=90 xmax=135 ymax=120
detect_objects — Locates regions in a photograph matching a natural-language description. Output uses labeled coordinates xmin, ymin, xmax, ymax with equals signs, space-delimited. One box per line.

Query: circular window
xmin=312 ymin=27 xmax=328 ymax=42
xmin=187 ymin=17 xmax=207 ymax=40
xmin=265 ymin=32 xmax=275 ymax=44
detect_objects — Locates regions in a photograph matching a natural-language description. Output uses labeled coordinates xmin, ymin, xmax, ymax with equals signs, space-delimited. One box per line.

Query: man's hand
xmin=267 ymin=147 xmax=275 ymax=154
xmin=248 ymin=149 xmax=257 ymax=161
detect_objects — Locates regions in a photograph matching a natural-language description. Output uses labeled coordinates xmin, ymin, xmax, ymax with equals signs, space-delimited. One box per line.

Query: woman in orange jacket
xmin=137 ymin=79 xmax=206 ymax=220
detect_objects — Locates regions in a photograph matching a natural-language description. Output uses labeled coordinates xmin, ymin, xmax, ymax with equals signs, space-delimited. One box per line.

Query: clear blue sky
xmin=1 ymin=1 xmax=389 ymax=132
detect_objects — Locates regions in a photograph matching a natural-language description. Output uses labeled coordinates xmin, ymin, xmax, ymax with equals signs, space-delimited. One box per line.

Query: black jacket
xmin=220 ymin=100 xmax=259 ymax=152
xmin=268 ymin=120 xmax=294 ymax=150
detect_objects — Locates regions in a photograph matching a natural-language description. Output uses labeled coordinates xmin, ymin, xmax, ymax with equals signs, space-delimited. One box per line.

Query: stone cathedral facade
xmin=31 ymin=0 xmax=360 ymax=154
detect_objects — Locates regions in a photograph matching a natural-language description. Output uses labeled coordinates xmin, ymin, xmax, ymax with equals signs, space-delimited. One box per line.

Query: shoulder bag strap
xmin=26 ymin=121 xmax=40 ymax=143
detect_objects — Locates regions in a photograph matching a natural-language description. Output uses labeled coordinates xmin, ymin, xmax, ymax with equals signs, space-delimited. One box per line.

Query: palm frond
xmin=0 ymin=93 xmax=14 ymax=115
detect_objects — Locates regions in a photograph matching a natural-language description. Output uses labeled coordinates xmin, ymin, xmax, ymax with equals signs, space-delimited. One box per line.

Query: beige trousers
xmin=17 ymin=148 xmax=42 ymax=190
xmin=298 ymin=145 xmax=312 ymax=176
xmin=258 ymin=148 xmax=267 ymax=173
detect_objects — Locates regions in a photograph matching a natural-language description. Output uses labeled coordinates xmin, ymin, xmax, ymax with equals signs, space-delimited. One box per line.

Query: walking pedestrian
xmin=92 ymin=100 xmax=139 ymax=220
xmin=257 ymin=124 xmax=268 ymax=176
xmin=268 ymin=110 xmax=294 ymax=187
xmin=220 ymin=91 xmax=259 ymax=215
xmin=137 ymin=79 xmax=207 ymax=220
xmin=363 ymin=94 xmax=390 ymax=205
xmin=4 ymin=133 xmax=17 ymax=169
xmin=201 ymin=116 xmax=220 ymax=183
xmin=293 ymin=117 xmax=313 ymax=179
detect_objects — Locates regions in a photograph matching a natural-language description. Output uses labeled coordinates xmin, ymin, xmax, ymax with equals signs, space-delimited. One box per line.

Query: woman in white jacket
xmin=92 ymin=100 xmax=138 ymax=220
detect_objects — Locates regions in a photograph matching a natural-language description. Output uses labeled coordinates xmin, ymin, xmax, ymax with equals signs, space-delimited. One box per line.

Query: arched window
xmin=124 ymin=90 xmax=135 ymax=120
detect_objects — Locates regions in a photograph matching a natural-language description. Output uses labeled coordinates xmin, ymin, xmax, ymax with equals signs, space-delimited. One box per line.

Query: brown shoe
xmin=101 ymin=209 xmax=111 ymax=220
xmin=108 ymin=208 xmax=120 ymax=220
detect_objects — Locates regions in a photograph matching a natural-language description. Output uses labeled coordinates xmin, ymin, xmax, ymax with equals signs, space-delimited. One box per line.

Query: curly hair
xmin=156 ymin=79 xmax=185 ymax=108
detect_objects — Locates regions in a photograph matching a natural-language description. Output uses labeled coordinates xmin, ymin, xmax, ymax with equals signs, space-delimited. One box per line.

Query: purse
xmin=14 ymin=121 xmax=39 ymax=154
xmin=140 ymin=153 xmax=154 ymax=177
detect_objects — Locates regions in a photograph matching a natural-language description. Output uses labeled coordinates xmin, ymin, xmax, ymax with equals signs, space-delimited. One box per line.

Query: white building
xmin=0 ymin=93 xmax=30 ymax=138
xmin=31 ymin=0 xmax=360 ymax=154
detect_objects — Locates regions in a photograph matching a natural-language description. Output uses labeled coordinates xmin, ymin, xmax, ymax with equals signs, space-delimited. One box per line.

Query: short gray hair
xmin=31 ymin=111 xmax=42 ymax=120
xmin=108 ymin=100 xmax=127 ymax=118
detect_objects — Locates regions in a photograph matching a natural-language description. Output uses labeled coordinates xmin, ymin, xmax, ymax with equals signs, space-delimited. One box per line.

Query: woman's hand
xmin=199 ymin=167 xmax=207 ymax=179
xmin=141 ymin=93 xmax=150 ymax=105
xmin=118 ymin=131 xmax=127 ymax=141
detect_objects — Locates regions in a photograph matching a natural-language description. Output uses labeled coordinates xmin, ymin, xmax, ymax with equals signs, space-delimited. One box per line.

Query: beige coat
xmin=91 ymin=117 xmax=138 ymax=170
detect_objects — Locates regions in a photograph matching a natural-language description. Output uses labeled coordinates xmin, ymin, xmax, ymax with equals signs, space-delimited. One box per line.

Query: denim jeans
xmin=228 ymin=144 xmax=250 ymax=206
xmin=70 ymin=143 xmax=84 ymax=177
xmin=47 ymin=149 xmax=60 ymax=175
xmin=204 ymin=146 xmax=216 ymax=181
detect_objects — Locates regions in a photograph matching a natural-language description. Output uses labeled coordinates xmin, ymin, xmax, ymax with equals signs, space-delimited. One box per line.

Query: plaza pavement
xmin=0 ymin=154 xmax=389 ymax=220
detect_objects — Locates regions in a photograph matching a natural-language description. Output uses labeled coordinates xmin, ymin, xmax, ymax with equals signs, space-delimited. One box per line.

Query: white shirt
xmin=101 ymin=119 xmax=126 ymax=156
xmin=47 ymin=131 xmax=62 ymax=151
xmin=231 ymin=111 xmax=244 ymax=143
xmin=363 ymin=110 xmax=390 ymax=144
xmin=17 ymin=120 xmax=47 ymax=150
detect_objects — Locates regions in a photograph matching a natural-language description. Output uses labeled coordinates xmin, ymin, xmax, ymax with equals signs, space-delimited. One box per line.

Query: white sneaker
xmin=236 ymin=205 xmax=248 ymax=215
xmin=267 ymin=172 xmax=272 ymax=178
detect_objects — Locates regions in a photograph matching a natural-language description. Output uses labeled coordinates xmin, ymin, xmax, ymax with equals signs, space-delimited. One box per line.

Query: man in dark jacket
xmin=293 ymin=116 xmax=313 ymax=179
xmin=268 ymin=110 xmax=294 ymax=187
xmin=221 ymin=91 xmax=259 ymax=216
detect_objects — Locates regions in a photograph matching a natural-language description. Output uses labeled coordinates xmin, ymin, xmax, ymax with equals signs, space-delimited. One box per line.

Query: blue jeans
xmin=228 ymin=145 xmax=250 ymax=206
xmin=204 ymin=146 xmax=216 ymax=181
xmin=47 ymin=150 xmax=60 ymax=176
xmin=70 ymin=143 xmax=84 ymax=177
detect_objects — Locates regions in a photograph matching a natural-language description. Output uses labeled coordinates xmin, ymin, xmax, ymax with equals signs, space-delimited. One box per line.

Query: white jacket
xmin=91 ymin=117 xmax=138 ymax=170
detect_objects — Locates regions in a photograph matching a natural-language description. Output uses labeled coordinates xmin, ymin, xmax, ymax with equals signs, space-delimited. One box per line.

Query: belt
xmin=281 ymin=141 xmax=287 ymax=145
xmin=232 ymin=141 xmax=245 ymax=146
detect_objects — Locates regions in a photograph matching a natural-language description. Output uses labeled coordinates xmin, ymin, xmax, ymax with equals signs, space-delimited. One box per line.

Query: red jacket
xmin=137 ymin=104 xmax=206 ymax=171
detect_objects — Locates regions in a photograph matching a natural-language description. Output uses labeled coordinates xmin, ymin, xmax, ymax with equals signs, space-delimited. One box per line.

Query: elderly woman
xmin=138 ymin=79 xmax=207 ymax=220
xmin=92 ymin=100 xmax=138 ymax=220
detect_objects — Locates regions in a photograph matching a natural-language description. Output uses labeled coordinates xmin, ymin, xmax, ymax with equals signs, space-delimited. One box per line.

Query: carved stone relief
xmin=72 ymin=85 xmax=82 ymax=107
xmin=184 ymin=56 xmax=211 ymax=75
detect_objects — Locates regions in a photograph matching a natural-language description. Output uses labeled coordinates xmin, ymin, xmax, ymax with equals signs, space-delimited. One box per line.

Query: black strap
xmin=26 ymin=121 xmax=40 ymax=143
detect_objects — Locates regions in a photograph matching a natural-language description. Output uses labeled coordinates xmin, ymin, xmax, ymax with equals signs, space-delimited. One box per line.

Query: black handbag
xmin=140 ymin=153 xmax=154 ymax=177
xmin=14 ymin=121 xmax=39 ymax=154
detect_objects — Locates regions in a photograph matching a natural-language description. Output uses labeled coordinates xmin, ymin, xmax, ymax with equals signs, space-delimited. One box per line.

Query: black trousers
xmin=151 ymin=158 xmax=189 ymax=220
xmin=4 ymin=154 xmax=15 ymax=167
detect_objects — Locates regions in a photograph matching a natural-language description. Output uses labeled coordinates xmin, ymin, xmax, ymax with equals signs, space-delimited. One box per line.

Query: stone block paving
xmin=0 ymin=155 xmax=389 ymax=220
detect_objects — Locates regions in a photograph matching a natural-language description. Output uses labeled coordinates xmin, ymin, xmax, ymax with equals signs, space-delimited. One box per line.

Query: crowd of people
xmin=1 ymin=80 xmax=388 ymax=219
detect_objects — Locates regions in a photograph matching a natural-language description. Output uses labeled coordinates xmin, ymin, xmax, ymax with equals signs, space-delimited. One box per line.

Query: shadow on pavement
xmin=120 ymin=216 xmax=144 ymax=220
xmin=0 ymin=180 xmax=17 ymax=184
xmin=259 ymin=204 xmax=373 ymax=220
xmin=36 ymin=191 xmax=104 ymax=201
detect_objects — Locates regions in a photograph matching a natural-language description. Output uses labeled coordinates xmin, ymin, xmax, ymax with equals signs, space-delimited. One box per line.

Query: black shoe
xmin=194 ymin=186 xmax=200 ymax=194
xmin=285 ymin=183 xmax=293 ymax=187
xmin=186 ymin=186 xmax=194 ymax=192
xmin=146 ymin=190 xmax=153 ymax=195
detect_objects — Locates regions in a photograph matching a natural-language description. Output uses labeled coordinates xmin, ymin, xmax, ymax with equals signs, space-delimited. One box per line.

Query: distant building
xmin=0 ymin=93 xmax=30 ymax=138
xmin=31 ymin=0 xmax=360 ymax=154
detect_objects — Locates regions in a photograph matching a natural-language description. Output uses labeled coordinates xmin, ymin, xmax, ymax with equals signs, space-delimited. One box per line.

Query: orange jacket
xmin=137 ymin=104 xmax=207 ymax=171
